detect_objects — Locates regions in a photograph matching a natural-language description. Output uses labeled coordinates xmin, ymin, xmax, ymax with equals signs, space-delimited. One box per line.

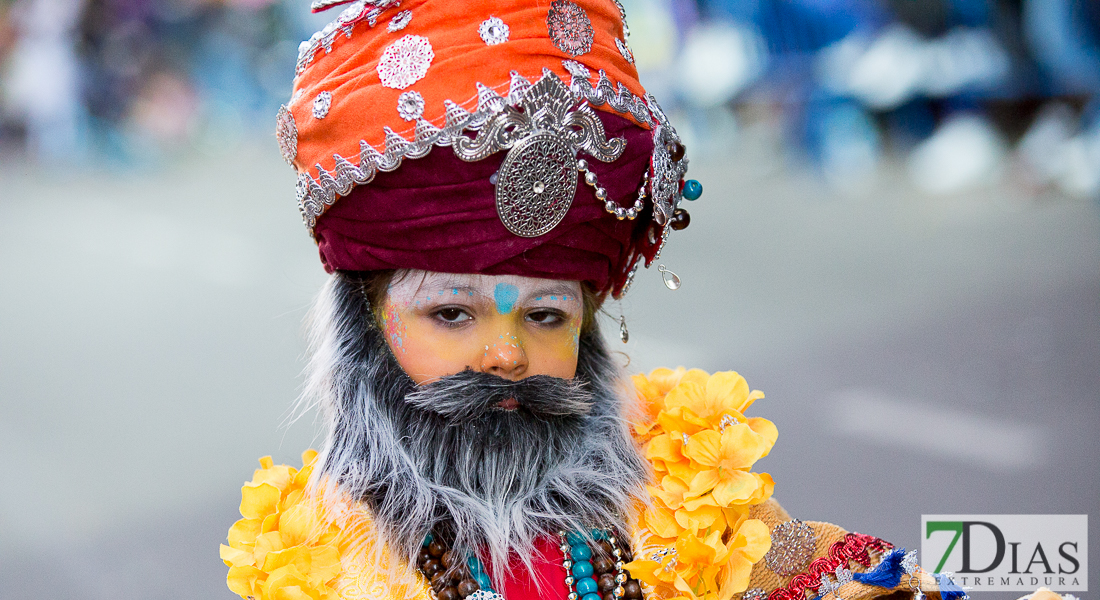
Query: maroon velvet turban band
xmin=314 ymin=111 xmax=656 ymax=296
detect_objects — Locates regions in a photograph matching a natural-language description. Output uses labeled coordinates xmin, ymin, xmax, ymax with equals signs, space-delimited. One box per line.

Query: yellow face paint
xmin=381 ymin=272 xmax=583 ymax=385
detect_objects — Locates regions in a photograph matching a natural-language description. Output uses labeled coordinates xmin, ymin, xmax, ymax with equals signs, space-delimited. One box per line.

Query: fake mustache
xmin=404 ymin=370 xmax=593 ymax=423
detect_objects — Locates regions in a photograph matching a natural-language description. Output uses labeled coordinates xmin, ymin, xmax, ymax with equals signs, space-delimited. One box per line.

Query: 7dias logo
xmin=921 ymin=515 xmax=1088 ymax=592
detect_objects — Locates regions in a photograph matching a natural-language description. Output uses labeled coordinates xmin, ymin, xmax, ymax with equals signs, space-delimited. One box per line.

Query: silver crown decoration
xmin=294 ymin=68 xmax=689 ymax=238
xmin=452 ymin=71 xmax=624 ymax=237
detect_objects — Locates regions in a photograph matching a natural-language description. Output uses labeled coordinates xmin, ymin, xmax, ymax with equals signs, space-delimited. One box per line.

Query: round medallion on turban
xmin=276 ymin=105 xmax=297 ymax=165
xmin=547 ymin=0 xmax=593 ymax=57
xmin=495 ymin=131 xmax=579 ymax=238
xmin=377 ymin=35 xmax=435 ymax=90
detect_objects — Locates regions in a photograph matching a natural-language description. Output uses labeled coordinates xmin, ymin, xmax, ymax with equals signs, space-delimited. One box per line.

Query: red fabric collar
xmin=483 ymin=536 xmax=570 ymax=600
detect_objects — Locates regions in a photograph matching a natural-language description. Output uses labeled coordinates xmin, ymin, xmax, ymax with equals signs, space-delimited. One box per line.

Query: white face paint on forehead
xmin=386 ymin=271 xmax=583 ymax=313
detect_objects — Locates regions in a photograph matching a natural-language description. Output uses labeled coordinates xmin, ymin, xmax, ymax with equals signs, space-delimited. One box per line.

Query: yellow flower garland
xmin=624 ymin=368 xmax=777 ymax=600
xmin=222 ymin=368 xmax=777 ymax=600
xmin=220 ymin=450 xmax=344 ymax=600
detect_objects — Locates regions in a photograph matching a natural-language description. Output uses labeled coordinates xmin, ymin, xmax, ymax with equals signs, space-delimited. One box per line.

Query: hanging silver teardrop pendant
xmin=658 ymin=264 xmax=681 ymax=290
xmin=619 ymin=315 xmax=629 ymax=343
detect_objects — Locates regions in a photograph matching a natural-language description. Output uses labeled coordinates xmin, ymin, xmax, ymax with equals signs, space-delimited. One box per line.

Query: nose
xmin=479 ymin=332 xmax=528 ymax=380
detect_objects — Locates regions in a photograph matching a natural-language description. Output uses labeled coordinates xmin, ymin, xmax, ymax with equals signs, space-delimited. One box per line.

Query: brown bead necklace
xmin=414 ymin=530 xmax=645 ymax=600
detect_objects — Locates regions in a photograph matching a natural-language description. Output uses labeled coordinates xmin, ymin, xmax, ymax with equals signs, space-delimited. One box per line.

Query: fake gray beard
xmin=299 ymin=273 xmax=649 ymax=576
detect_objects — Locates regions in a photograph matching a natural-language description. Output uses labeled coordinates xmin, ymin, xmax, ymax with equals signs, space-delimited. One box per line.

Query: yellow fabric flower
xmin=632 ymin=368 xmax=711 ymax=438
xmin=628 ymin=369 xmax=777 ymax=600
xmin=682 ymin=422 xmax=774 ymax=508
xmin=222 ymin=450 xmax=344 ymax=600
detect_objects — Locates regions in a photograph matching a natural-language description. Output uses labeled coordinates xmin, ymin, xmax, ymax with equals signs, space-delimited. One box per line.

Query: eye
xmin=525 ymin=309 xmax=566 ymax=325
xmin=433 ymin=306 xmax=472 ymax=325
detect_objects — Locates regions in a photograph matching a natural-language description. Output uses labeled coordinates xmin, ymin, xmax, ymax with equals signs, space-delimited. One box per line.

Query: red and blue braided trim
xmin=767 ymin=533 xmax=894 ymax=600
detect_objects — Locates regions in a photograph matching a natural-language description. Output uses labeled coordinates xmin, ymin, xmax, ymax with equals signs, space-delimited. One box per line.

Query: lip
xmin=495 ymin=397 xmax=519 ymax=410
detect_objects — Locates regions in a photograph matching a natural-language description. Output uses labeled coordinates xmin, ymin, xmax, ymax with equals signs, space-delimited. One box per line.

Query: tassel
xmin=852 ymin=548 xmax=905 ymax=588
xmin=934 ymin=573 xmax=969 ymax=600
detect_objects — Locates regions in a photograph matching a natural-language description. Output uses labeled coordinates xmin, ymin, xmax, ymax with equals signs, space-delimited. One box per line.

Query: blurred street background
xmin=1 ymin=0 xmax=1098 ymax=598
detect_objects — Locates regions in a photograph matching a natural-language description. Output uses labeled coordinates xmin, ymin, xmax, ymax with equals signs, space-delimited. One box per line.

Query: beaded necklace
xmin=415 ymin=529 xmax=644 ymax=600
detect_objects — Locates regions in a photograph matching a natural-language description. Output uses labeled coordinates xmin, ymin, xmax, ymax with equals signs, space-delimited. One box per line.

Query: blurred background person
xmin=2 ymin=0 xmax=86 ymax=161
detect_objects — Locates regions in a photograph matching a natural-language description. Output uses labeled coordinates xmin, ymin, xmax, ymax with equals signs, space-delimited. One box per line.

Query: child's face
xmin=380 ymin=271 xmax=584 ymax=386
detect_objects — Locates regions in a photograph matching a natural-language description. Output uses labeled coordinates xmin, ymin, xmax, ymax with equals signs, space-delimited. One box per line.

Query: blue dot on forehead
xmin=494 ymin=282 xmax=519 ymax=314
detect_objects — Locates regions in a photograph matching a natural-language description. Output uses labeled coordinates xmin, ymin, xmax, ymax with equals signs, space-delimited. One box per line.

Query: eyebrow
xmin=409 ymin=279 xmax=580 ymax=304
xmin=525 ymin=284 xmax=582 ymax=302
xmin=411 ymin=284 xmax=481 ymax=300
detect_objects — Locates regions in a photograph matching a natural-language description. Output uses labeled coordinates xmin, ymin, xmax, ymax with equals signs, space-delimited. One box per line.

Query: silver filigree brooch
xmin=377 ymin=34 xmax=434 ymax=90
xmin=547 ymin=0 xmax=593 ymax=57
xmin=764 ymin=519 xmax=817 ymax=577
xmin=276 ymin=105 xmax=297 ymax=165
xmin=453 ymin=70 xmax=625 ymax=237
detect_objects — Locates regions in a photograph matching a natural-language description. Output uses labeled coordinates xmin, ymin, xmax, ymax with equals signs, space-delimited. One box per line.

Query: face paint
xmin=567 ymin=316 xmax=581 ymax=356
xmin=485 ymin=332 xmax=524 ymax=366
xmin=381 ymin=301 xmax=408 ymax=354
xmin=493 ymin=282 xmax=519 ymax=315
xmin=382 ymin=272 xmax=584 ymax=384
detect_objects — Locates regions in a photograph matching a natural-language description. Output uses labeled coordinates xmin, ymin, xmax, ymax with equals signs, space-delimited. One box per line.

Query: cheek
xmin=528 ymin=318 xmax=582 ymax=378
xmin=390 ymin=315 xmax=479 ymax=383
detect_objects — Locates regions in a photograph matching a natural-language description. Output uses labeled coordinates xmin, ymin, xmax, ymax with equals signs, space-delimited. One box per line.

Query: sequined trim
xmin=387 ymin=9 xmax=411 ymax=32
xmin=817 ymin=566 xmax=854 ymax=600
xmin=310 ymin=0 xmax=355 ymax=12
xmin=612 ymin=0 xmax=630 ymax=37
xmin=564 ymin=67 xmax=654 ymax=127
xmin=742 ymin=588 xmax=767 ymax=600
xmin=616 ymin=38 xmax=634 ymax=63
xmin=452 ymin=72 xmax=623 ymax=164
xmin=562 ymin=59 xmax=590 ymax=80
xmin=377 ymin=35 xmax=434 ymax=90
xmin=767 ymin=533 xmax=893 ymax=600
xmin=765 ymin=519 xmax=817 ymax=577
xmin=898 ymin=550 xmax=937 ymax=600
xmin=547 ymin=0 xmax=593 ymax=57
xmin=478 ymin=16 xmax=509 ymax=45
xmin=276 ymin=105 xmax=298 ymax=165
xmin=295 ymin=69 xmax=664 ymax=229
xmin=313 ymin=91 xmax=333 ymax=119
xmin=296 ymin=0 xmax=401 ymax=75
xmin=397 ymin=90 xmax=425 ymax=121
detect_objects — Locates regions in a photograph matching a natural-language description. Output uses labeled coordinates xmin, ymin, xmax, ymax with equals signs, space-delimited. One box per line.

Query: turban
xmin=278 ymin=0 xmax=695 ymax=298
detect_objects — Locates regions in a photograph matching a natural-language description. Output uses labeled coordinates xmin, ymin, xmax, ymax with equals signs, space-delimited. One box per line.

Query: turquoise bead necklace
xmin=558 ymin=529 xmax=642 ymax=600
xmin=418 ymin=529 xmax=643 ymax=600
